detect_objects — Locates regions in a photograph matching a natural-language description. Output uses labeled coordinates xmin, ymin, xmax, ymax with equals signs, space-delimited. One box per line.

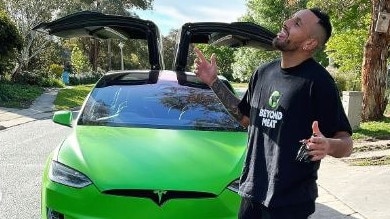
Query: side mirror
xmin=52 ymin=110 xmax=73 ymax=127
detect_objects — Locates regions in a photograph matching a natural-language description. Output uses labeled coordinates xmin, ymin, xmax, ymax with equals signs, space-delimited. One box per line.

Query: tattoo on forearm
xmin=210 ymin=79 xmax=244 ymax=122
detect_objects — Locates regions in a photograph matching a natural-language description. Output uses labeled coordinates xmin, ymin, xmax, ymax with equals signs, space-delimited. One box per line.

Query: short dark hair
xmin=309 ymin=8 xmax=332 ymax=43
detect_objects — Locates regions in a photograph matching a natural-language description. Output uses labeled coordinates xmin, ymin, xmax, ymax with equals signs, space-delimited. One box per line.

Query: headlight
xmin=227 ymin=179 xmax=240 ymax=193
xmin=49 ymin=161 xmax=92 ymax=188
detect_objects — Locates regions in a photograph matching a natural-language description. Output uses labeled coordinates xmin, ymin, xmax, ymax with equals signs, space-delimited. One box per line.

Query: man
xmin=193 ymin=8 xmax=353 ymax=219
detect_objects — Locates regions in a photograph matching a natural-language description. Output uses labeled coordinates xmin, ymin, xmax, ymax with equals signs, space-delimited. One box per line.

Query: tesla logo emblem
xmin=153 ymin=190 xmax=167 ymax=205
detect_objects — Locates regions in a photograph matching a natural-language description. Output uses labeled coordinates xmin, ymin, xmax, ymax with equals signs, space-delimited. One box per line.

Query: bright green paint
xmin=52 ymin=110 xmax=73 ymax=126
xmin=42 ymin=125 xmax=247 ymax=218
xmin=59 ymin=126 xmax=247 ymax=192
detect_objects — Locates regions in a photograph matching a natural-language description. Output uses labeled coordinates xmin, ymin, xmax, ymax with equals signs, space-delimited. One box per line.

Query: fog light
xmin=47 ymin=208 xmax=64 ymax=219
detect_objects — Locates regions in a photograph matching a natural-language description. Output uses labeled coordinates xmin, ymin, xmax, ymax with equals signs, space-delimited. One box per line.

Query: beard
xmin=272 ymin=37 xmax=302 ymax=52
xmin=272 ymin=37 xmax=289 ymax=51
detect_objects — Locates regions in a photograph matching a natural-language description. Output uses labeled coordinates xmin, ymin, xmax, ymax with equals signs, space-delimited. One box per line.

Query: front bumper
xmin=42 ymin=179 xmax=241 ymax=219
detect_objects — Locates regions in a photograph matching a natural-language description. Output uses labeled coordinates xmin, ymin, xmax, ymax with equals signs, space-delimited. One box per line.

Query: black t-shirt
xmin=238 ymin=58 xmax=352 ymax=207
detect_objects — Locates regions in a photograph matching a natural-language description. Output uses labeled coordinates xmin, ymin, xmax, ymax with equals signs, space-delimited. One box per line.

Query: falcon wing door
xmin=33 ymin=11 xmax=163 ymax=70
xmin=173 ymin=21 xmax=276 ymax=72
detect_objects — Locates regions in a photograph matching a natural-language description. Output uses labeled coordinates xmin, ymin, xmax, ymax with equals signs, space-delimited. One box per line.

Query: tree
xmin=309 ymin=1 xmax=371 ymax=90
xmin=0 ymin=10 xmax=22 ymax=78
xmin=57 ymin=0 xmax=154 ymax=72
xmin=307 ymin=0 xmax=388 ymax=121
xmin=232 ymin=48 xmax=274 ymax=82
xmin=2 ymin=0 xmax=63 ymax=77
xmin=162 ymin=29 xmax=178 ymax=70
xmin=1 ymin=0 xmax=154 ymax=79
xmin=234 ymin=0 xmax=297 ymax=82
xmin=196 ymin=44 xmax=236 ymax=81
xmin=71 ymin=45 xmax=91 ymax=74
xmin=244 ymin=0 xmax=308 ymax=32
xmin=326 ymin=29 xmax=368 ymax=91
xmin=361 ymin=0 xmax=390 ymax=120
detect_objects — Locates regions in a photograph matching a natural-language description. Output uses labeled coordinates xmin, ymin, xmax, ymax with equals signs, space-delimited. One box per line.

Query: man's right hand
xmin=193 ymin=47 xmax=218 ymax=86
xmin=194 ymin=47 xmax=249 ymax=127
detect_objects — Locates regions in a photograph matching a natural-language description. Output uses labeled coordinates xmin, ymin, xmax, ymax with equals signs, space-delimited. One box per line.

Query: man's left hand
xmin=307 ymin=121 xmax=331 ymax=161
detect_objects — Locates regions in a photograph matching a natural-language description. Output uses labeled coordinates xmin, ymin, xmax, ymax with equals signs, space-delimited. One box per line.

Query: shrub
xmin=49 ymin=64 xmax=63 ymax=78
xmin=12 ymin=70 xmax=44 ymax=86
xmin=71 ymin=46 xmax=91 ymax=74
xmin=69 ymin=71 xmax=103 ymax=85
xmin=40 ymin=77 xmax=66 ymax=88
xmin=0 ymin=10 xmax=23 ymax=79
xmin=0 ymin=82 xmax=43 ymax=108
xmin=327 ymin=67 xmax=360 ymax=92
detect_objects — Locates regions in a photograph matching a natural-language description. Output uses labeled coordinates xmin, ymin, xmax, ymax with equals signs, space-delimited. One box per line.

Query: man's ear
xmin=303 ymin=38 xmax=318 ymax=51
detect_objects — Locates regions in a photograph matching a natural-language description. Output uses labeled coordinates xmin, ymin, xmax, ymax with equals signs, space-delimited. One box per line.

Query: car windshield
xmin=78 ymin=83 xmax=245 ymax=131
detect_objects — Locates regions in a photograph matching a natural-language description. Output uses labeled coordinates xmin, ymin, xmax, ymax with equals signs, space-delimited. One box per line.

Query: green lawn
xmin=54 ymin=84 xmax=94 ymax=110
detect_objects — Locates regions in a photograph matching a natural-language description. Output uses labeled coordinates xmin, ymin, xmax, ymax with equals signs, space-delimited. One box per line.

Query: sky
xmin=132 ymin=0 xmax=247 ymax=36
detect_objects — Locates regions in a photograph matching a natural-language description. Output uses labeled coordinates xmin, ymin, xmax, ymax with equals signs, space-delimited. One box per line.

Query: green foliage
xmin=0 ymin=10 xmax=23 ymax=77
xmin=49 ymin=64 xmax=64 ymax=78
xmin=196 ymin=44 xmax=236 ymax=81
xmin=240 ymin=0 xmax=371 ymax=90
xmin=0 ymin=10 xmax=22 ymax=54
xmin=327 ymin=29 xmax=367 ymax=74
xmin=69 ymin=72 xmax=102 ymax=85
xmin=32 ymin=41 xmax=64 ymax=73
xmin=125 ymin=39 xmax=150 ymax=69
xmin=162 ymin=29 xmax=178 ymax=70
xmin=71 ymin=45 xmax=91 ymax=74
xmin=307 ymin=0 xmax=371 ymax=31
xmin=234 ymin=0 xmax=306 ymax=82
xmin=58 ymin=0 xmax=153 ymax=16
xmin=243 ymin=0 xmax=308 ymax=33
xmin=306 ymin=0 xmax=371 ymax=92
xmin=40 ymin=77 xmax=65 ymax=88
xmin=329 ymin=68 xmax=361 ymax=92
xmin=0 ymin=82 xmax=43 ymax=108
xmin=3 ymin=0 xmax=65 ymax=74
xmin=11 ymin=70 xmax=65 ymax=88
xmin=12 ymin=70 xmax=45 ymax=86
xmin=232 ymin=48 xmax=278 ymax=82
xmin=326 ymin=29 xmax=368 ymax=91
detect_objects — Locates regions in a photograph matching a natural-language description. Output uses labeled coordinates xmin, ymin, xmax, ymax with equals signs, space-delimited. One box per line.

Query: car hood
xmin=56 ymin=126 xmax=247 ymax=194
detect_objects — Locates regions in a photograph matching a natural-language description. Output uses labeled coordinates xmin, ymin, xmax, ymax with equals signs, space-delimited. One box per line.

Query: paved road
xmin=0 ymin=119 xmax=71 ymax=219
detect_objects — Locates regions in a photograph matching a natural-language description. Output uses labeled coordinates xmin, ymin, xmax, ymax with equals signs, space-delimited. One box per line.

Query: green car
xmin=34 ymin=11 xmax=275 ymax=219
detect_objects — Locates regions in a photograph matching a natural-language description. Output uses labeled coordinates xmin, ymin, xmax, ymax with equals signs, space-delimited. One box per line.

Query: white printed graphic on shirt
xmin=259 ymin=91 xmax=283 ymax=128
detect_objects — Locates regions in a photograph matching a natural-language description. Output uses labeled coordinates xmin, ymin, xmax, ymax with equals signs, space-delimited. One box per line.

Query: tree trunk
xmin=361 ymin=0 xmax=390 ymax=121
xmin=89 ymin=39 xmax=99 ymax=72
xmin=107 ymin=39 xmax=112 ymax=71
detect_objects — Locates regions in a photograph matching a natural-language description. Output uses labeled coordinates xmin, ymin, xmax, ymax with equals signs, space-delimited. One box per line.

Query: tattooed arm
xmin=193 ymin=47 xmax=249 ymax=127
xmin=209 ymin=79 xmax=249 ymax=127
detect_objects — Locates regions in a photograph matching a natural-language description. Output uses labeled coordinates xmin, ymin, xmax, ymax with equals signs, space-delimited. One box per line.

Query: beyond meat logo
xmin=259 ymin=90 xmax=283 ymax=128
xmin=268 ymin=91 xmax=281 ymax=109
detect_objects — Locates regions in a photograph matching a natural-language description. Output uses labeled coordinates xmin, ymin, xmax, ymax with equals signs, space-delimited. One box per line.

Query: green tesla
xmin=34 ymin=11 xmax=275 ymax=219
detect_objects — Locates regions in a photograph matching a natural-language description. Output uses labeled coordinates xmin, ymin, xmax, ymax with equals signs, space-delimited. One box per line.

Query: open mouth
xmin=276 ymin=27 xmax=288 ymax=40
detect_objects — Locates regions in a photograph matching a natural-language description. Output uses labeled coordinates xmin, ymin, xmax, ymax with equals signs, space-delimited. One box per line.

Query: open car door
xmin=33 ymin=11 xmax=164 ymax=70
xmin=174 ymin=21 xmax=276 ymax=72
